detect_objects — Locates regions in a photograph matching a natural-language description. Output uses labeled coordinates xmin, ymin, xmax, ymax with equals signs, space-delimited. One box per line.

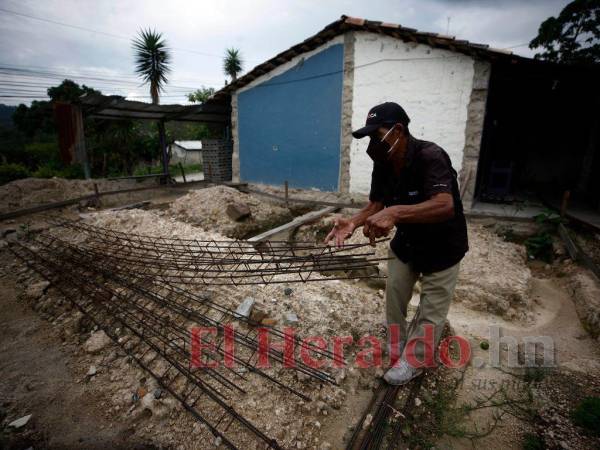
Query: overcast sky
xmin=0 ymin=0 xmax=571 ymax=106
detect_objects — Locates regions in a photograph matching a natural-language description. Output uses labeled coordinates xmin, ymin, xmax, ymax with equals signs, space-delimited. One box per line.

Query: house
xmin=169 ymin=140 xmax=203 ymax=165
xmin=211 ymin=15 xmax=599 ymax=213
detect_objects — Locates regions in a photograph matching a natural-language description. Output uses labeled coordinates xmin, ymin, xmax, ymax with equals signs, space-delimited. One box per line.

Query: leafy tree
xmin=132 ymin=29 xmax=171 ymax=104
xmin=47 ymin=79 xmax=100 ymax=102
xmin=223 ymin=47 xmax=243 ymax=82
xmin=12 ymin=101 xmax=54 ymax=138
xmin=529 ymin=0 xmax=600 ymax=64
xmin=187 ymin=86 xmax=216 ymax=103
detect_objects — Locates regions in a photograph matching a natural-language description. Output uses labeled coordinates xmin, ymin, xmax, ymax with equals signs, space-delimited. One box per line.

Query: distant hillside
xmin=0 ymin=104 xmax=17 ymax=127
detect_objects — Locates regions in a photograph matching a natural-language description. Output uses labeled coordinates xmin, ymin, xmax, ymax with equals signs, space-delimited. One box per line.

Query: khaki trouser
xmin=385 ymin=248 xmax=460 ymax=362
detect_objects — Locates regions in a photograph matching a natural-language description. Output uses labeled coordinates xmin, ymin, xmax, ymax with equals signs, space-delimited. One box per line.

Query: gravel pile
xmin=169 ymin=185 xmax=294 ymax=239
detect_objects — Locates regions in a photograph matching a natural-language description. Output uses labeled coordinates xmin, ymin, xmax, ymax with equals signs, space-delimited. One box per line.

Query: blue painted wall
xmin=237 ymin=43 xmax=344 ymax=191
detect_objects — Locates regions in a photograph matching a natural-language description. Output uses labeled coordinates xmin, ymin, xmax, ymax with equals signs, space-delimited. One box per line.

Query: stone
xmin=226 ymin=202 xmax=251 ymax=221
xmin=25 ymin=281 xmax=50 ymax=300
xmin=8 ymin=414 xmax=32 ymax=428
xmin=284 ymin=287 xmax=293 ymax=296
xmin=84 ymin=330 xmax=111 ymax=354
xmin=250 ymin=308 xmax=267 ymax=323
xmin=141 ymin=392 xmax=169 ymax=418
xmin=414 ymin=397 xmax=422 ymax=407
xmin=87 ymin=365 xmax=97 ymax=376
xmin=235 ymin=297 xmax=255 ymax=318
xmin=284 ymin=312 xmax=299 ymax=325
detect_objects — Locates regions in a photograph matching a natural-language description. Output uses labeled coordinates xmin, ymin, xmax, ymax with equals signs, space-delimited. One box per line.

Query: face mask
xmin=366 ymin=126 xmax=400 ymax=163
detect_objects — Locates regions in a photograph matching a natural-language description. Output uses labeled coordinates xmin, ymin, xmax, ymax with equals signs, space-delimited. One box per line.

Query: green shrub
xmin=522 ymin=432 xmax=544 ymax=450
xmin=32 ymin=164 xmax=59 ymax=178
xmin=32 ymin=163 xmax=84 ymax=179
xmin=572 ymin=396 xmax=600 ymax=434
xmin=525 ymin=232 xmax=554 ymax=262
xmin=0 ymin=163 xmax=30 ymax=185
xmin=24 ymin=141 xmax=60 ymax=167
xmin=58 ymin=164 xmax=84 ymax=179
xmin=133 ymin=163 xmax=202 ymax=177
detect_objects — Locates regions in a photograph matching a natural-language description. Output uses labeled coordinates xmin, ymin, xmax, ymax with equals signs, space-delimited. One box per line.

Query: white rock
xmin=414 ymin=397 xmax=422 ymax=407
xmin=235 ymin=297 xmax=255 ymax=318
xmin=8 ymin=414 xmax=32 ymax=428
xmin=25 ymin=281 xmax=50 ymax=300
xmin=84 ymin=330 xmax=111 ymax=354
xmin=284 ymin=312 xmax=299 ymax=325
xmin=87 ymin=365 xmax=97 ymax=376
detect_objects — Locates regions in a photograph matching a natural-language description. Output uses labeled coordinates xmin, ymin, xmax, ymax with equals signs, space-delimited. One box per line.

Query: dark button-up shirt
xmin=369 ymin=135 xmax=468 ymax=273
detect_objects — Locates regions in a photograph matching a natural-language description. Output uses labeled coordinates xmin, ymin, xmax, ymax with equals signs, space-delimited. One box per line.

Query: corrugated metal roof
xmin=173 ymin=140 xmax=202 ymax=150
xmin=211 ymin=15 xmax=527 ymax=101
xmin=79 ymin=94 xmax=229 ymax=123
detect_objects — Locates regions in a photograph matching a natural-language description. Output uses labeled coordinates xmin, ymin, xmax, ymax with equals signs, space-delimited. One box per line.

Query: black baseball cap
xmin=352 ymin=102 xmax=410 ymax=139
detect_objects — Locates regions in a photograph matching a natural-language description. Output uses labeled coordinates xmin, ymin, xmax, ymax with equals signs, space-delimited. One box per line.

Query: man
xmin=325 ymin=102 xmax=468 ymax=385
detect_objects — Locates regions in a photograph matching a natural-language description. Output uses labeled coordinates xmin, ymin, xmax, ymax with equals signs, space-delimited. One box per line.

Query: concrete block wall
xmin=202 ymin=139 xmax=233 ymax=182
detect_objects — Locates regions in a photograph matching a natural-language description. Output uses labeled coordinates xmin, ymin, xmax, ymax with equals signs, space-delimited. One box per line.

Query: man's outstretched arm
xmin=325 ymin=200 xmax=384 ymax=247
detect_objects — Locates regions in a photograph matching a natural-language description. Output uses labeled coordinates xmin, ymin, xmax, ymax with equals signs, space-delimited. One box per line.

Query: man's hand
xmin=325 ymin=216 xmax=356 ymax=247
xmin=363 ymin=209 xmax=396 ymax=245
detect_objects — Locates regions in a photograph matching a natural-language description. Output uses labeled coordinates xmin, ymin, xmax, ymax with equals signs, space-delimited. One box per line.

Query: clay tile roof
xmin=210 ymin=14 xmax=532 ymax=102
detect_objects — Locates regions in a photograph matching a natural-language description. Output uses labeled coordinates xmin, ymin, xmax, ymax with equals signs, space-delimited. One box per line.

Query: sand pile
xmin=0 ymin=177 xmax=156 ymax=212
xmin=169 ymin=185 xmax=293 ymax=239
xmin=455 ymin=222 xmax=532 ymax=319
xmin=85 ymin=208 xmax=229 ymax=242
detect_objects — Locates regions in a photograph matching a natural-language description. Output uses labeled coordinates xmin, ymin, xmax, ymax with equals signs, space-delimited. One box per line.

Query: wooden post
xmin=178 ymin=162 xmax=187 ymax=184
xmin=73 ymin=105 xmax=91 ymax=179
xmin=93 ymin=183 xmax=100 ymax=207
xmin=284 ymin=180 xmax=289 ymax=207
xmin=560 ymin=190 xmax=571 ymax=217
xmin=158 ymin=120 xmax=168 ymax=184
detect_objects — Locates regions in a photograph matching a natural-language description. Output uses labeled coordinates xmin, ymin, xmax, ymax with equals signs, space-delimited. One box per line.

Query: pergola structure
xmin=56 ymin=93 xmax=230 ymax=179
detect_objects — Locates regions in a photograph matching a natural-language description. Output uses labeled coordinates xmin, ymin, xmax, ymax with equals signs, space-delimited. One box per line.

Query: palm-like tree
xmin=223 ymin=48 xmax=243 ymax=82
xmin=132 ymin=29 xmax=171 ymax=104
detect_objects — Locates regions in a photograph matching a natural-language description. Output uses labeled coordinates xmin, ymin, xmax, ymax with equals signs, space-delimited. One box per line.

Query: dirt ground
xmin=1 ymin=181 xmax=599 ymax=449
xmin=0 ymin=262 xmax=158 ymax=450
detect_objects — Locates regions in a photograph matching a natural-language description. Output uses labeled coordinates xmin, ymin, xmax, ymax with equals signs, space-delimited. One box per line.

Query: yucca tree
xmin=223 ymin=48 xmax=243 ymax=82
xmin=132 ymin=29 xmax=171 ymax=104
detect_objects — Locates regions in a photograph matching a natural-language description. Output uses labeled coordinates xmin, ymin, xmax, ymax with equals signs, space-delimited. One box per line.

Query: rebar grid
xmin=48 ymin=218 xmax=388 ymax=285
xmin=10 ymin=242 xmax=280 ymax=450
xmin=33 ymin=231 xmax=344 ymax=377
xmin=10 ymin=218 xmax=388 ymax=449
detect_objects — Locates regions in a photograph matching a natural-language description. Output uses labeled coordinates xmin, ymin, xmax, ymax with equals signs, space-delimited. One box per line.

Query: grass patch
xmin=571 ymin=396 xmax=600 ymax=435
xmin=134 ymin=163 xmax=203 ymax=177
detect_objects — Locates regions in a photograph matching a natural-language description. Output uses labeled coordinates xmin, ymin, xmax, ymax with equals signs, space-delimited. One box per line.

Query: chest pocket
xmin=394 ymin=169 xmax=423 ymax=205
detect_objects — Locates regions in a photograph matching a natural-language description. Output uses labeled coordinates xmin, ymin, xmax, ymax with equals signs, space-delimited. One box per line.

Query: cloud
xmin=0 ymin=0 xmax=571 ymax=105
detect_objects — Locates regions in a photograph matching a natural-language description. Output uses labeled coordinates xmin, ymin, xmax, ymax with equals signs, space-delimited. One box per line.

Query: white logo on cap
xmin=368 ymin=113 xmax=377 ymax=118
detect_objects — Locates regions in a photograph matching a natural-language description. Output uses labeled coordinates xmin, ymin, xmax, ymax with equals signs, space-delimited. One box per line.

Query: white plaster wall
xmin=349 ymin=32 xmax=475 ymax=194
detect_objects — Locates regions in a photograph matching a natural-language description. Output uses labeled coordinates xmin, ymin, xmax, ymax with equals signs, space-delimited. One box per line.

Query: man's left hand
xmin=363 ymin=209 xmax=395 ymax=244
